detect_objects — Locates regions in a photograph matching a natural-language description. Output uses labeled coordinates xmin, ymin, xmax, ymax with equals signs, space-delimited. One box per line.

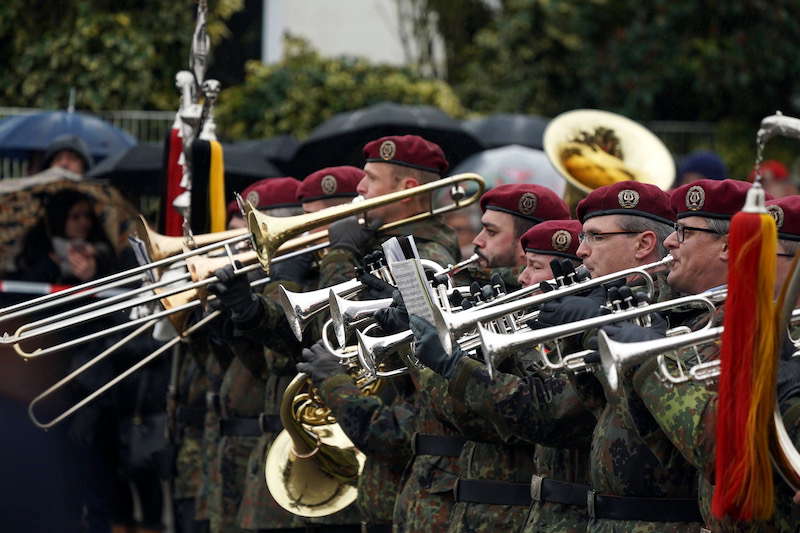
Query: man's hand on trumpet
xmin=409 ymin=315 xmax=464 ymax=379
xmin=208 ymin=262 xmax=263 ymax=329
xmin=329 ymin=216 xmax=382 ymax=257
xmin=297 ymin=340 xmax=346 ymax=388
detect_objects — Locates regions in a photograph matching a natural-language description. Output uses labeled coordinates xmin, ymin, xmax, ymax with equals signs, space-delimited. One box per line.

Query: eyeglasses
xmin=777 ymin=252 xmax=795 ymax=258
xmin=577 ymin=231 xmax=641 ymax=244
xmin=673 ymin=223 xmax=722 ymax=243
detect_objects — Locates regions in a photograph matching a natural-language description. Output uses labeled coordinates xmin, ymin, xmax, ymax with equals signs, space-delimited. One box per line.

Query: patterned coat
xmin=317 ymin=216 xmax=461 ymax=527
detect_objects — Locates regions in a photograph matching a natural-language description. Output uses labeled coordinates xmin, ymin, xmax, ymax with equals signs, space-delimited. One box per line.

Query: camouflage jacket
xmin=317 ymin=216 xmax=461 ymax=527
xmin=563 ymin=270 xmax=704 ymax=532
xmin=633 ymin=305 xmax=800 ymax=533
xmin=172 ymin=337 xmax=212 ymax=501
xmin=447 ymin=354 xmax=594 ymax=533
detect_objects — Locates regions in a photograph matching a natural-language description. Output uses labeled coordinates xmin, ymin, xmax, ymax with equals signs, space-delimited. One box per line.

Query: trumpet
xmin=245 ymin=173 xmax=485 ymax=272
xmin=477 ymin=289 xmax=725 ymax=371
xmin=432 ymin=255 xmax=673 ymax=355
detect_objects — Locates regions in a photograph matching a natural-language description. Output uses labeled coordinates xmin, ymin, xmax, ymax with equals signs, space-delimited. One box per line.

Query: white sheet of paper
xmin=390 ymin=258 xmax=436 ymax=324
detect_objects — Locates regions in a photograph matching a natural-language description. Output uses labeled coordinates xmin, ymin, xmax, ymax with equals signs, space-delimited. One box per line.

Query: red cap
xmin=748 ymin=160 xmax=790 ymax=183
xmin=577 ymin=181 xmax=675 ymax=225
xmin=671 ymin=178 xmax=771 ymax=220
xmin=229 ymin=177 xmax=301 ymax=216
xmin=766 ymin=196 xmax=800 ymax=241
xmin=363 ymin=135 xmax=449 ymax=175
xmin=298 ymin=166 xmax=362 ymax=203
xmin=479 ymin=184 xmax=569 ymax=223
xmin=520 ymin=219 xmax=582 ymax=260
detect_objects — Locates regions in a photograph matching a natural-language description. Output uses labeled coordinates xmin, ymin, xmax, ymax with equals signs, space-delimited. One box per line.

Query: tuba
xmin=543 ymin=109 xmax=675 ymax=209
xmin=264 ymin=373 xmax=368 ymax=517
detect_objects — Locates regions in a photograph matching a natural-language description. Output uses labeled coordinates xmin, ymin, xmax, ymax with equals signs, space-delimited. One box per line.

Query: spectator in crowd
xmin=41 ymin=134 xmax=94 ymax=176
xmin=748 ymin=159 xmax=798 ymax=198
xmin=672 ymin=149 xmax=727 ymax=188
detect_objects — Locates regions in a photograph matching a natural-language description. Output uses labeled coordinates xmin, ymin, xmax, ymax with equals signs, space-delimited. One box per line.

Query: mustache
xmin=473 ymin=246 xmax=487 ymax=261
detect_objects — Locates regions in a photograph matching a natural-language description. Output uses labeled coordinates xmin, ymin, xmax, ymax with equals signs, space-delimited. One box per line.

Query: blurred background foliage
xmin=2 ymin=0 xmax=800 ymax=177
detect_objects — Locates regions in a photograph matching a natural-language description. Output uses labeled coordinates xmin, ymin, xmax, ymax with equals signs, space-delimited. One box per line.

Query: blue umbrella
xmin=0 ymin=111 xmax=137 ymax=160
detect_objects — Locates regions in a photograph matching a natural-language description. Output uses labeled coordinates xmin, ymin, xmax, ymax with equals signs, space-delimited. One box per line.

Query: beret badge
xmin=617 ymin=189 xmax=640 ymax=209
xmin=551 ymin=230 xmax=572 ymax=252
xmin=518 ymin=192 xmax=538 ymax=215
xmin=246 ymin=190 xmax=260 ymax=207
xmin=767 ymin=204 xmax=785 ymax=229
xmin=685 ymin=185 xmax=706 ymax=211
xmin=321 ymin=174 xmax=338 ymax=195
xmin=379 ymin=140 xmax=396 ymax=160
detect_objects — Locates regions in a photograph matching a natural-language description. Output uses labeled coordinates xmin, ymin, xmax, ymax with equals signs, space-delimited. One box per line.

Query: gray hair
xmin=704 ymin=217 xmax=731 ymax=236
xmin=616 ymin=214 xmax=674 ymax=258
xmin=779 ymin=239 xmax=800 ymax=256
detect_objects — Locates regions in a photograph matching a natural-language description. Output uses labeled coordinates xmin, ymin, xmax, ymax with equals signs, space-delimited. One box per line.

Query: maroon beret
xmin=671 ymin=178 xmax=772 ymax=220
xmin=766 ymin=196 xmax=800 ymax=241
xmin=229 ymin=177 xmax=301 ymax=215
xmin=520 ymin=219 xmax=582 ymax=260
xmin=577 ymin=181 xmax=675 ymax=225
xmin=363 ymin=135 xmax=449 ymax=175
xmin=480 ymin=184 xmax=570 ymax=223
xmin=298 ymin=166 xmax=363 ymax=203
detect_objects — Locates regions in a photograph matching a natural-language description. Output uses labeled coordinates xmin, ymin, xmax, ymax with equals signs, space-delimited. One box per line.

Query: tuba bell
xmin=264 ymin=373 xmax=366 ymax=517
xmin=543 ymin=109 xmax=675 ymax=209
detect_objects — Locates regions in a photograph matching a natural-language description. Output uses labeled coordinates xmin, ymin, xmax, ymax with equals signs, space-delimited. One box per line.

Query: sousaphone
xmin=543 ymin=109 xmax=675 ymax=208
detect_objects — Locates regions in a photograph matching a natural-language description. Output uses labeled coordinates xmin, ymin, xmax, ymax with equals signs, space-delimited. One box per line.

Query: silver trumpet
xmin=432 ymin=255 xmax=673 ymax=355
xmin=330 ymin=292 xmax=392 ymax=348
xmin=477 ymin=289 xmax=725 ymax=371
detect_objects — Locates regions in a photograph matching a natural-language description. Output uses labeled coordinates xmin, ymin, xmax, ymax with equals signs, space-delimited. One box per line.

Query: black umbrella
xmin=289 ymin=102 xmax=483 ymax=177
xmin=464 ymin=113 xmax=550 ymax=150
xmin=232 ymin=135 xmax=300 ymax=175
xmin=88 ymin=142 xmax=284 ymax=196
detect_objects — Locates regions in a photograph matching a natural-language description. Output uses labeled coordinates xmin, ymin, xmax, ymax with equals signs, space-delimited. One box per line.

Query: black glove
xmin=270 ymin=251 xmax=314 ymax=286
xmin=208 ymin=263 xmax=262 ymax=327
xmin=296 ymin=340 xmax=346 ymax=388
xmin=373 ymin=290 xmax=409 ymax=334
xmin=358 ymin=270 xmax=395 ymax=300
xmin=599 ymin=315 xmax=668 ymax=344
xmin=777 ymin=356 xmax=800 ymax=414
xmin=530 ymin=285 xmax=610 ymax=330
xmin=409 ymin=315 xmax=464 ymax=379
xmin=328 ymin=216 xmax=380 ymax=256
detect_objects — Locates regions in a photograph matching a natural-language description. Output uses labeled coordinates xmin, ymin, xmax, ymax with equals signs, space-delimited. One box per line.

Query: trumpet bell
xmin=543 ymin=109 xmax=675 ymax=194
xmin=265 ymin=424 xmax=365 ymax=517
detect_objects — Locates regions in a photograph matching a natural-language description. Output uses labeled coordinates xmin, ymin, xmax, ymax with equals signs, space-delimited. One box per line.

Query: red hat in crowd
xmin=670 ymin=178 xmax=772 ymax=220
xmin=228 ymin=177 xmax=301 ymax=216
xmin=363 ymin=135 xmax=449 ymax=175
xmin=577 ymin=181 xmax=675 ymax=225
xmin=480 ymin=184 xmax=570 ymax=223
xmin=766 ymin=196 xmax=800 ymax=241
xmin=520 ymin=219 xmax=582 ymax=261
xmin=297 ymin=166 xmax=363 ymax=203
xmin=748 ymin=160 xmax=790 ymax=183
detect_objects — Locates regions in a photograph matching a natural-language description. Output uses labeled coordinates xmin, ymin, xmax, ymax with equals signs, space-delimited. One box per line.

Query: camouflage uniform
xmin=317 ymin=217 xmax=460 ymax=529
xmin=171 ymin=334 xmax=212 ymax=533
xmin=633 ymin=307 xmax=800 ymax=532
xmin=565 ymin=271 xmax=706 ymax=532
xmin=446 ymin=354 xmax=594 ymax=533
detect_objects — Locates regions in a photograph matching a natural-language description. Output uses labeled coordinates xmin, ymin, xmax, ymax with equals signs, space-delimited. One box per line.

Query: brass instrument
xmin=245 ymin=173 xmax=485 ymax=272
xmin=543 ymin=109 xmax=675 ymax=208
xmin=431 ymin=255 xmax=673 ymax=356
xmin=477 ymin=289 xmax=725 ymax=371
xmin=264 ymin=373 xmax=366 ymax=517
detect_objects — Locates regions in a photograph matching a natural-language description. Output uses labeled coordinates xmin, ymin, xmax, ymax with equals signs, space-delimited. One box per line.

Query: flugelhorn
xmin=245 ymin=173 xmax=485 ymax=272
xmin=432 ymin=255 xmax=673 ymax=355
xmin=477 ymin=289 xmax=725 ymax=370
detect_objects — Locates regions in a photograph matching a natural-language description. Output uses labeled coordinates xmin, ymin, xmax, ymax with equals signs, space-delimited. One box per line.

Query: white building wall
xmin=263 ymin=0 xmax=438 ymax=67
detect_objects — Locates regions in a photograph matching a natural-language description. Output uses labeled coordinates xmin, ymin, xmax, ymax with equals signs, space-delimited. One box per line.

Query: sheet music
xmin=390 ymin=258 xmax=436 ymax=324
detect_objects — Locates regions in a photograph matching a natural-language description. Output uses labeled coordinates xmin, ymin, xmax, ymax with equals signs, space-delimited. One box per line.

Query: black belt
xmin=220 ymin=414 xmax=283 ymax=436
xmin=412 ymin=434 xmax=466 ymax=457
xmin=454 ymin=476 xmax=591 ymax=507
xmin=454 ymin=479 xmax=532 ymax=506
xmin=589 ymin=492 xmax=703 ymax=523
xmin=176 ymin=406 xmax=206 ymax=429
xmin=531 ymin=475 xmax=590 ymax=507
